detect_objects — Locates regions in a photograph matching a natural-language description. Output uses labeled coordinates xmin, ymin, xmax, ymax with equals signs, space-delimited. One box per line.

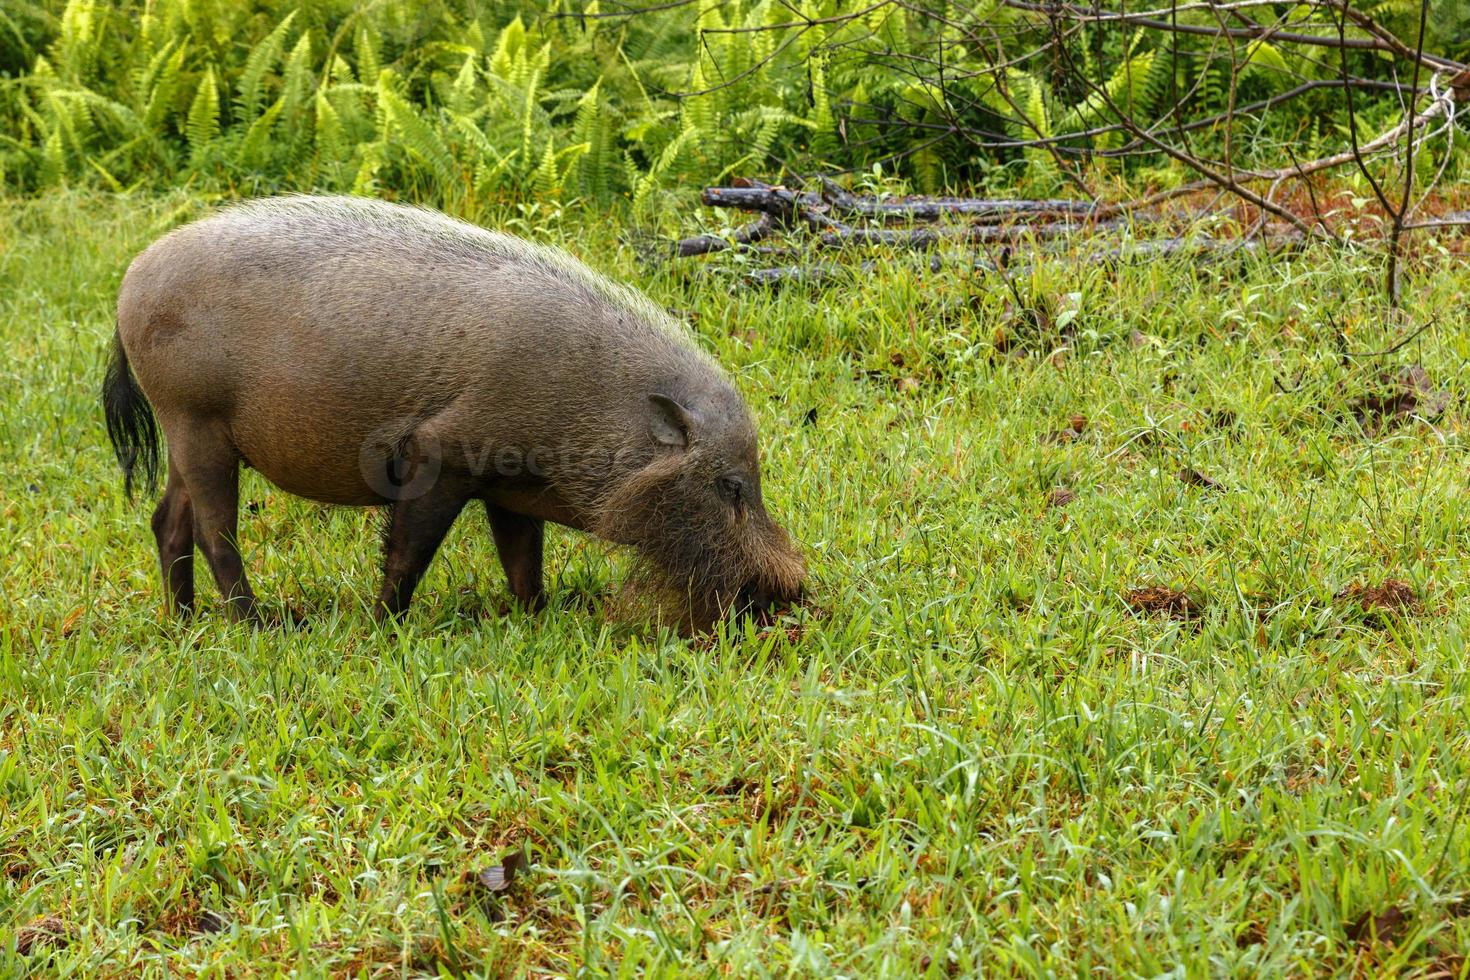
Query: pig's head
xmin=594 ymin=385 xmax=806 ymax=631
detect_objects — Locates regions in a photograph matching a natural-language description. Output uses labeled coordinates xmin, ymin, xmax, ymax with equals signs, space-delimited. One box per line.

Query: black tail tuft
xmin=102 ymin=330 xmax=160 ymax=498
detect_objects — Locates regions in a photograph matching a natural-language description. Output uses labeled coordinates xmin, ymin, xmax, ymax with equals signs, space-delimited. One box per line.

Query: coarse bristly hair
xmin=593 ymin=453 xmax=807 ymax=632
xmin=219 ymin=194 xmax=699 ymax=349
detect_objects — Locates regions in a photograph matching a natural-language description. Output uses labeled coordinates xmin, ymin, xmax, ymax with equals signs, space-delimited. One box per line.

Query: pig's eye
xmin=717 ymin=475 xmax=744 ymax=504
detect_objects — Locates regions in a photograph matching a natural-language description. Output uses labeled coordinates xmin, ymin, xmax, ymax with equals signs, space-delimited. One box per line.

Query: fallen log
xmin=742 ymin=253 xmax=941 ymax=287
xmin=682 ymin=178 xmax=1305 ymax=288
xmin=742 ymin=262 xmax=866 ymax=287
xmin=817 ymin=219 xmax=1129 ymax=250
xmin=816 ymin=179 xmax=1098 ymax=223
xmin=671 ymin=213 xmax=775 ymax=257
xmin=740 ymin=235 xmax=1302 ymax=287
xmin=701 ymin=185 xmax=1098 ymax=225
xmin=976 ymin=233 xmax=1305 ymax=275
xmin=1081 ymin=233 xmax=1305 ymax=263
xmin=701 ymin=186 xmax=812 ymax=224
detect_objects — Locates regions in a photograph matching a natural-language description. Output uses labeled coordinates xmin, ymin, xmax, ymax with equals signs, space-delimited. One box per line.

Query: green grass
xmin=3 ymin=191 xmax=1470 ymax=976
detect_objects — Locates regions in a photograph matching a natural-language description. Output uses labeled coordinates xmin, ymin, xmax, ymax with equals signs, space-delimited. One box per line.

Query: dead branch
xmin=817 ymin=218 xmax=1129 ymax=250
xmin=1405 ymin=211 xmax=1470 ymax=231
xmin=671 ymin=213 xmax=774 ymax=257
xmin=702 ymin=185 xmax=1098 ymax=223
xmin=742 ymin=261 xmax=876 ymax=287
xmin=999 ymin=0 xmax=1464 ymax=71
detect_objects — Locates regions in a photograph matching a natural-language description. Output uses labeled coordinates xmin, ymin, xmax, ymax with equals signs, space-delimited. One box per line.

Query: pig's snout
xmin=735 ymin=578 xmax=803 ymax=620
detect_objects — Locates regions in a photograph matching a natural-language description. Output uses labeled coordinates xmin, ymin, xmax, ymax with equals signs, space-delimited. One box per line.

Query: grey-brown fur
xmin=103 ymin=195 xmax=805 ymax=628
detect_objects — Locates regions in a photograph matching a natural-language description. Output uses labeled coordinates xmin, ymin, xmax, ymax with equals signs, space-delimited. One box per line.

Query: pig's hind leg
xmin=486 ymin=503 xmax=546 ymax=611
xmin=375 ymin=481 xmax=470 ymax=619
xmin=165 ymin=424 xmax=259 ymax=624
xmin=151 ymin=460 xmax=195 ymax=614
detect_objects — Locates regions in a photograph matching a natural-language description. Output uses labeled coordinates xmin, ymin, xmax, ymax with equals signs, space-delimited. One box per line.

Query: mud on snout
xmin=593 ymin=456 xmax=806 ymax=632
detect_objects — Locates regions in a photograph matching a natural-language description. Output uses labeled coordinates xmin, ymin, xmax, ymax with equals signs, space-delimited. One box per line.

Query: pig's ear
xmin=648 ymin=393 xmax=694 ymax=448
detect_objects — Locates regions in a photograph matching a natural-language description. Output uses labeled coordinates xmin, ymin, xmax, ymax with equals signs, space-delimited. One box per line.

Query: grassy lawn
xmin=4 ymin=191 xmax=1470 ymax=976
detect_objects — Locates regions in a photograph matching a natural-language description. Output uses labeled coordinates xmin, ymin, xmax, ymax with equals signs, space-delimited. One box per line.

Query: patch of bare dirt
xmin=15 ymin=916 xmax=71 ymax=956
xmin=1124 ymin=586 xmax=1205 ymax=621
xmin=1346 ymin=904 xmax=1411 ymax=948
xmin=1177 ymin=466 xmax=1224 ymax=491
xmin=1047 ymin=486 xmax=1077 ymax=508
xmin=1334 ymin=578 xmax=1419 ymax=614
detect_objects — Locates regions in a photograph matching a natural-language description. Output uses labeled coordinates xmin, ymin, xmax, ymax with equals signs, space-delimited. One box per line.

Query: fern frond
xmin=518 ymin=65 xmax=543 ymax=168
xmin=490 ymin=17 xmax=527 ymax=83
xmin=531 ymin=138 xmax=560 ymax=196
xmin=315 ymin=88 xmax=347 ymax=164
xmin=236 ymin=9 xmax=296 ymax=124
xmin=632 ymin=126 xmax=694 ymax=210
xmin=354 ymin=25 xmax=381 ymax=89
xmin=378 ymin=74 xmax=458 ymax=187
xmin=280 ymin=33 xmax=315 ymax=119
xmin=138 ymin=37 xmax=187 ymax=129
xmin=237 ymin=96 xmax=284 ymax=169
xmin=573 ymin=80 xmax=615 ymax=200
xmin=448 ymin=53 xmax=480 ymax=116
xmin=187 ymin=66 xmax=219 ymax=163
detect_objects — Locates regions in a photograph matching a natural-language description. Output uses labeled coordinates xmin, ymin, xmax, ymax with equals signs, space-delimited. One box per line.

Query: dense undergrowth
xmin=2 ymin=0 xmax=1467 ymax=209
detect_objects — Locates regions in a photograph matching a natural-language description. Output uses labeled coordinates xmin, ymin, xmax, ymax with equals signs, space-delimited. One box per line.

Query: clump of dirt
xmin=1335 ymin=579 xmax=1419 ymax=613
xmin=194 ymin=909 xmax=229 ymax=935
xmin=1234 ymin=920 xmax=1268 ymax=948
xmin=1047 ymin=486 xmax=1077 ymax=508
xmin=1177 ymin=467 xmax=1224 ymax=491
xmin=15 ymin=916 xmax=71 ymax=956
xmin=1124 ymin=586 xmax=1205 ymax=621
xmin=1346 ymin=905 xmax=1411 ymax=948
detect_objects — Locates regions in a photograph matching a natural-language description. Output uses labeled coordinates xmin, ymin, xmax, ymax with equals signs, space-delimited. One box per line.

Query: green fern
xmin=53 ymin=0 xmax=101 ymax=82
xmin=447 ymin=53 xmax=479 ymax=116
xmin=138 ymin=37 xmax=187 ymax=130
xmin=531 ymin=139 xmax=560 ymax=196
xmin=186 ymin=65 xmax=219 ymax=164
xmin=4 ymin=0 xmax=1451 ymax=201
xmin=236 ymin=10 xmax=296 ymax=124
xmin=313 ymin=87 xmax=346 ymax=164
xmin=632 ymin=125 xmax=694 ymax=210
xmin=280 ymin=33 xmax=314 ymax=118
xmin=573 ymin=80 xmax=616 ymax=200
xmin=489 ymin=16 xmax=528 ymax=84
xmin=354 ymin=24 xmax=381 ymax=89
xmin=377 ymin=69 xmax=458 ymax=188
xmin=517 ymin=63 xmax=543 ymax=171
xmin=237 ymin=95 xmax=284 ymax=170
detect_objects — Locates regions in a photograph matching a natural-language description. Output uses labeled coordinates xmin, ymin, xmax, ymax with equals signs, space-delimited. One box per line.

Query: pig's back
xmin=115 ymin=196 xmax=710 ymax=504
